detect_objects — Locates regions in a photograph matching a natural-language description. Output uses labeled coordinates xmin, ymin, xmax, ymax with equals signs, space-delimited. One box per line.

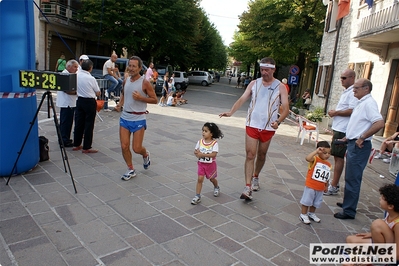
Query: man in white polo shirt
xmin=324 ymin=69 xmax=358 ymax=195
xmin=103 ymin=54 xmax=122 ymax=99
xmin=334 ymin=78 xmax=384 ymax=219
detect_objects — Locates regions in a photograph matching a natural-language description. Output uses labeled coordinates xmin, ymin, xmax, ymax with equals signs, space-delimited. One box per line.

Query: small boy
xmin=299 ymin=141 xmax=332 ymax=224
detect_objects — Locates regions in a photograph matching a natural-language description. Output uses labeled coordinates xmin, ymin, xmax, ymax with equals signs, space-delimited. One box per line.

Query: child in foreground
xmin=299 ymin=141 xmax=332 ymax=224
xmin=191 ymin=122 xmax=224 ymax=205
xmin=346 ymin=183 xmax=399 ymax=264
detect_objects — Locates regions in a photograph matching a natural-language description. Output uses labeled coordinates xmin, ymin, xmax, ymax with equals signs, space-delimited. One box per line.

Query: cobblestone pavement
xmin=0 ymin=78 xmax=396 ymax=266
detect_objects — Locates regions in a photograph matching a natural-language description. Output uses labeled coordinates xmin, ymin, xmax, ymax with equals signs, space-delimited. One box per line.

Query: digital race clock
xmin=19 ymin=70 xmax=77 ymax=91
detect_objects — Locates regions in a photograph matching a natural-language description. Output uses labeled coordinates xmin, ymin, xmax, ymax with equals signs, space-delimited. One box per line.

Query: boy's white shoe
xmin=299 ymin=214 xmax=311 ymax=224
xmin=308 ymin=212 xmax=321 ymax=223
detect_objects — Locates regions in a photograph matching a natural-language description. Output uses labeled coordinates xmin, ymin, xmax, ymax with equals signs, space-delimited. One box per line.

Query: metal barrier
xmin=96 ymin=79 xmax=109 ymax=109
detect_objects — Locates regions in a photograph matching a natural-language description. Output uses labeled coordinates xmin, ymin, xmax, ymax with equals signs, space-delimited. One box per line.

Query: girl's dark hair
xmin=203 ymin=122 xmax=224 ymax=139
xmin=379 ymin=184 xmax=399 ymax=212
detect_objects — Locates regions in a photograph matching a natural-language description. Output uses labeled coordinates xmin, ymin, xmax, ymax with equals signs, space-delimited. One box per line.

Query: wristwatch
xmin=359 ymin=135 xmax=365 ymax=140
xmin=276 ymin=120 xmax=281 ymax=126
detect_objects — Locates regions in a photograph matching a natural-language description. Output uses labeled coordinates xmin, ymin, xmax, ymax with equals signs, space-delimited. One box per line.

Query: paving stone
xmin=90 ymin=183 xmax=131 ymax=202
xmin=139 ymin=244 xmax=175 ymax=265
xmin=107 ymin=196 xmax=158 ymax=222
xmin=26 ymin=200 xmax=50 ymax=215
xmin=260 ymin=228 xmax=301 ymax=250
xmin=162 ymin=260 xmax=186 ymax=266
xmin=125 ymin=233 xmax=154 ymax=249
xmin=255 ymin=213 xmax=298 ymax=234
xmin=214 ymin=236 xmax=243 ymax=253
xmin=271 ymin=250 xmax=309 ymax=266
xmin=134 ymin=214 xmax=190 ymax=244
xmin=75 ymin=173 xmax=114 ymax=188
xmin=61 ymin=246 xmax=98 ymax=266
xmin=101 ymin=214 xmax=126 ymax=227
xmin=0 ymin=190 xmax=19 ymax=204
xmin=33 ymin=211 xmax=60 ymax=225
xmin=42 ymin=221 xmax=81 ymax=252
xmin=165 ymin=234 xmax=236 ymax=266
xmin=34 ymin=181 xmax=67 ymax=194
xmin=0 ymin=201 xmax=29 ymax=221
xmin=71 ymin=219 xmax=128 ymax=256
xmin=19 ymin=192 xmax=42 ymax=203
xmin=55 ymin=202 xmax=96 ymax=226
xmin=43 ymin=191 xmax=77 ymax=207
xmin=244 ymin=236 xmax=285 ymax=259
xmin=150 ymin=200 xmax=172 ymax=211
xmin=111 ymin=222 xmax=140 ymax=238
xmin=100 ymin=248 xmax=152 ymax=266
xmin=0 ymin=215 xmax=43 ymax=244
xmin=162 ymin=207 xmax=185 ymax=219
xmin=215 ymin=221 xmax=257 ymax=243
xmin=8 ymin=236 xmax=67 ymax=266
xmin=192 ymin=225 xmax=224 ymax=242
xmin=90 ymin=204 xmax=117 ymax=218
xmin=175 ymin=215 xmax=203 ymax=229
xmin=193 ymin=210 xmax=229 ymax=227
xmin=233 ymin=248 xmax=277 ymax=266
xmin=75 ymin=192 xmax=104 ymax=208
xmin=24 ymin=172 xmax=55 ymax=186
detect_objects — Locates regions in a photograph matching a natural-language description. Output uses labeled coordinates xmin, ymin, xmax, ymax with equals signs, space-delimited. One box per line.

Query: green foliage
xmin=78 ymin=0 xmax=227 ymax=71
xmin=305 ymin=107 xmax=326 ymax=122
xmin=229 ymin=0 xmax=326 ymax=69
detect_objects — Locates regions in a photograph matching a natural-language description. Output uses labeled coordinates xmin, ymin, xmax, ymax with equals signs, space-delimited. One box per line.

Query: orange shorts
xmin=246 ymin=126 xmax=275 ymax=142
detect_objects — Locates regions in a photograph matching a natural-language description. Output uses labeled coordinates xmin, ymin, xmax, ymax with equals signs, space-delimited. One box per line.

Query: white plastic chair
xmin=296 ymin=116 xmax=319 ymax=147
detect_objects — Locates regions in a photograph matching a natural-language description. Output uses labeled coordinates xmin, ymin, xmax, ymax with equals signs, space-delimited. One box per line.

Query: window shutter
xmin=363 ymin=61 xmax=372 ymax=79
xmin=323 ymin=66 xmax=332 ymax=96
xmin=325 ymin=2 xmax=333 ymax=32
xmin=315 ymin=66 xmax=323 ymax=95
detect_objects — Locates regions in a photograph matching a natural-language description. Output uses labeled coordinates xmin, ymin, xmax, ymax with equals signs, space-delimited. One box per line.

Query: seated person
xmin=166 ymin=93 xmax=177 ymax=107
xmin=176 ymin=90 xmax=187 ymax=104
xmin=374 ymin=132 xmax=399 ymax=164
xmin=346 ymin=184 xmax=399 ymax=265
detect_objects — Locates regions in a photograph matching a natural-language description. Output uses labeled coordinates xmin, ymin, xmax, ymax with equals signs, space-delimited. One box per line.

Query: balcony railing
xmin=40 ymin=0 xmax=81 ymax=23
xmin=357 ymin=1 xmax=399 ymax=35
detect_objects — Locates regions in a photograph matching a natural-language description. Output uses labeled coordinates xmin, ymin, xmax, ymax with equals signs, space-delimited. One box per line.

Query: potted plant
xmin=305 ymin=107 xmax=329 ymax=131
xmin=294 ymin=99 xmax=306 ymax=115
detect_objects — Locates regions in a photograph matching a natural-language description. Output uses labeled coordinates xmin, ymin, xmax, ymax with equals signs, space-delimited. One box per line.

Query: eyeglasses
xmin=340 ymin=76 xmax=347 ymax=80
xmin=353 ymin=85 xmax=367 ymax=90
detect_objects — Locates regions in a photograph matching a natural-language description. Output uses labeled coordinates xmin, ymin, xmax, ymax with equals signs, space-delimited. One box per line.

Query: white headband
xmin=259 ymin=63 xmax=275 ymax=68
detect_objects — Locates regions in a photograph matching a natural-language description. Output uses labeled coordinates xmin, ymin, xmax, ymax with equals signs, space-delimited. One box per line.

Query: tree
xmin=78 ymin=0 xmax=227 ymax=71
xmin=230 ymin=0 xmax=325 ymax=71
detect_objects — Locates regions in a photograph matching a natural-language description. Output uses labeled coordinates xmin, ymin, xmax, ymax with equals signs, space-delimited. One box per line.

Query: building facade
xmin=34 ymin=0 xmax=111 ymax=71
xmin=314 ymin=0 xmax=399 ymax=137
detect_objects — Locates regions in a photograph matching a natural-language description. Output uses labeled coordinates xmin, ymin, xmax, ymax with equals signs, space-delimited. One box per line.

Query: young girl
xmin=346 ymin=184 xmax=399 ymax=264
xmin=191 ymin=122 xmax=224 ymax=205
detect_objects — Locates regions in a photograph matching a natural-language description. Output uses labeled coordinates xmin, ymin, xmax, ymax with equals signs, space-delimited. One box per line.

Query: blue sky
xmin=200 ymin=0 xmax=248 ymax=45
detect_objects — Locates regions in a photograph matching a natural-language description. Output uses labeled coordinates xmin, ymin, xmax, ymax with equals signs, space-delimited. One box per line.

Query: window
xmin=348 ymin=61 xmax=373 ymax=79
xmin=315 ymin=65 xmax=332 ymax=97
xmin=325 ymin=0 xmax=339 ymax=32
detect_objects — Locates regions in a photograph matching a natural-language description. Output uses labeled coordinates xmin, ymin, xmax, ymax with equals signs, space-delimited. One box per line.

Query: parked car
xmin=88 ymin=55 xmax=147 ymax=79
xmin=173 ymin=71 xmax=189 ymax=90
xmin=208 ymin=70 xmax=216 ymax=83
xmin=188 ymin=71 xmax=212 ymax=86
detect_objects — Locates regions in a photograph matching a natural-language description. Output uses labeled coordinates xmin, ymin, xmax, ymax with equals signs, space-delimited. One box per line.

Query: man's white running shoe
xmin=121 ymin=169 xmax=136 ymax=181
xmin=240 ymin=186 xmax=252 ymax=200
xmin=251 ymin=177 xmax=259 ymax=191
xmin=143 ymin=151 xmax=150 ymax=169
